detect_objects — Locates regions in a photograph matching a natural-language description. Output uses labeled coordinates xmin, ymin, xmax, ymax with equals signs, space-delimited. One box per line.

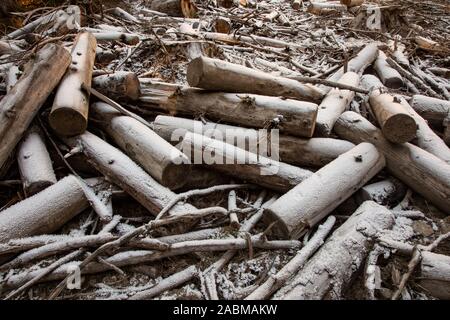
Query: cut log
xmin=150 ymin=0 xmax=198 ymax=18
xmin=273 ymin=201 xmax=394 ymax=299
xmin=90 ymin=102 xmax=191 ymax=190
xmin=84 ymin=28 xmax=140 ymax=45
xmin=180 ymin=132 xmax=313 ymax=192
xmin=307 ymin=2 xmax=347 ymax=15
xmin=0 ymin=43 xmax=71 ymax=171
xmin=0 ymin=175 xmax=88 ymax=243
xmin=186 ymin=56 xmax=324 ymax=103
xmin=49 ymin=32 xmax=97 ymax=136
xmin=334 ymin=111 xmax=450 ymax=214
xmin=63 ymin=131 xmax=196 ymax=215
xmin=292 ymin=0 xmax=302 ymax=10
xmin=92 ymin=71 xmax=141 ymax=101
xmin=152 ymin=115 xmax=355 ymax=167
xmin=355 ymin=178 xmax=406 ymax=207
xmin=315 ymin=71 xmax=360 ymax=136
xmin=410 ymin=95 xmax=450 ymax=128
xmin=341 ymin=0 xmax=364 ymax=6
xmin=373 ymin=50 xmax=403 ymax=89
xmin=214 ymin=17 xmax=232 ymax=34
xmin=265 ymin=143 xmax=385 ymax=239
xmin=157 ymin=87 xmax=318 ymax=138
xmin=17 ymin=126 xmax=57 ymax=196
xmin=418 ymin=251 xmax=450 ymax=300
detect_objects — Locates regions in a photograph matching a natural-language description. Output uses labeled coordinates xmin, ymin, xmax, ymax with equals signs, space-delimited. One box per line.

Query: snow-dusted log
xmin=92 ymin=71 xmax=141 ymax=101
xmin=150 ymin=0 xmax=198 ymax=18
xmin=373 ymin=51 xmax=403 ymax=89
xmin=246 ymin=216 xmax=336 ymax=300
xmin=84 ymin=28 xmax=140 ymax=45
xmin=187 ymin=56 xmax=324 ymax=103
xmin=152 ymin=115 xmax=354 ymax=168
xmin=17 ymin=126 xmax=57 ymax=196
xmin=315 ymin=72 xmax=359 ymax=136
xmin=265 ymin=143 xmax=385 ymax=239
xmin=0 ymin=175 xmax=88 ymax=243
xmin=50 ymin=32 xmax=97 ymax=136
xmin=335 ymin=111 xmax=450 ymax=214
xmin=90 ymin=102 xmax=191 ymax=190
xmin=417 ymin=251 xmax=450 ymax=300
xmin=273 ymin=201 xmax=394 ymax=299
xmin=356 ymin=177 xmax=406 ymax=207
xmin=180 ymin=132 xmax=313 ymax=192
xmin=410 ymin=95 xmax=450 ymax=128
xmin=307 ymin=2 xmax=347 ymax=15
xmin=156 ymin=88 xmax=318 ymax=137
xmin=0 ymin=43 xmax=71 ymax=171
xmin=129 ymin=265 xmax=198 ymax=300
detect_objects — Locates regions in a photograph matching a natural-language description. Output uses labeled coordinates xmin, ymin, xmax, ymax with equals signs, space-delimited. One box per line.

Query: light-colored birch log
xmin=315 ymin=71 xmax=360 ymax=136
xmin=17 ymin=125 xmax=57 ymax=196
xmin=0 ymin=175 xmax=88 ymax=243
xmin=50 ymin=32 xmax=97 ymax=136
xmin=410 ymin=95 xmax=450 ymax=128
xmin=334 ymin=111 xmax=450 ymax=214
xmin=265 ymin=143 xmax=385 ymax=239
xmin=0 ymin=43 xmax=71 ymax=171
xmin=92 ymin=71 xmax=141 ymax=101
xmin=187 ymin=56 xmax=324 ymax=103
xmin=90 ymin=102 xmax=191 ymax=190
xmin=356 ymin=178 xmax=406 ymax=207
xmin=273 ymin=201 xmax=394 ymax=300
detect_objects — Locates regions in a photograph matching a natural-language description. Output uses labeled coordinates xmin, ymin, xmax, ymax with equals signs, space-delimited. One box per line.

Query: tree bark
xmin=63 ymin=131 xmax=196 ymax=216
xmin=334 ymin=111 xmax=450 ymax=214
xmin=0 ymin=175 xmax=88 ymax=243
xmin=152 ymin=115 xmax=355 ymax=168
xmin=50 ymin=32 xmax=97 ymax=136
xmin=187 ymin=56 xmax=324 ymax=103
xmin=373 ymin=50 xmax=403 ymax=89
xmin=410 ymin=94 xmax=450 ymax=128
xmin=273 ymin=201 xmax=394 ymax=299
xmin=315 ymin=71 xmax=360 ymax=136
xmin=17 ymin=125 xmax=57 ymax=196
xmin=0 ymin=43 xmax=71 ymax=171
xmin=180 ymin=132 xmax=313 ymax=192
xmin=150 ymin=0 xmax=198 ymax=18
xmin=90 ymin=102 xmax=192 ymax=190
xmin=92 ymin=71 xmax=141 ymax=101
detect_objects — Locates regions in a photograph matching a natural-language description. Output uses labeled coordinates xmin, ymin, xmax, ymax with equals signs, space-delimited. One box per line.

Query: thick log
xmin=315 ymin=72 xmax=360 ymax=136
xmin=90 ymin=102 xmax=191 ymax=190
xmin=355 ymin=178 xmax=406 ymax=207
xmin=265 ymin=143 xmax=385 ymax=239
xmin=0 ymin=44 xmax=71 ymax=171
xmin=17 ymin=126 xmax=57 ymax=196
xmin=0 ymin=175 xmax=88 ymax=243
xmin=63 ymin=131 xmax=196 ymax=215
xmin=180 ymin=132 xmax=313 ymax=192
xmin=410 ymin=95 xmax=450 ymax=128
xmin=273 ymin=201 xmax=394 ymax=299
xmin=50 ymin=32 xmax=97 ymax=136
xmin=187 ymin=56 xmax=324 ymax=103
xmin=150 ymin=0 xmax=198 ymax=18
xmin=157 ymin=87 xmax=318 ymax=138
xmin=373 ymin=51 xmax=403 ymax=89
xmin=418 ymin=251 xmax=450 ymax=300
xmin=334 ymin=111 xmax=450 ymax=214
xmin=92 ymin=71 xmax=141 ymax=101
xmin=152 ymin=115 xmax=355 ymax=167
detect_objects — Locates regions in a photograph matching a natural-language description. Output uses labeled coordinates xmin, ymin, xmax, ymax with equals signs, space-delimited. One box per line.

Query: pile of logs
xmin=0 ymin=0 xmax=449 ymax=301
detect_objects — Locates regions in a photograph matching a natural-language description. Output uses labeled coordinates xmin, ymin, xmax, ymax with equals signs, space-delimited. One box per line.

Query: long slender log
xmin=155 ymin=87 xmax=318 ymax=137
xmin=187 ymin=56 xmax=324 ymax=103
xmin=63 ymin=131 xmax=196 ymax=215
xmin=90 ymin=102 xmax=191 ymax=190
xmin=265 ymin=143 xmax=385 ymax=239
xmin=315 ymin=72 xmax=360 ymax=136
xmin=83 ymin=28 xmax=140 ymax=45
xmin=273 ymin=201 xmax=394 ymax=300
xmin=410 ymin=95 xmax=450 ymax=128
xmin=180 ymin=132 xmax=313 ymax=192
xmin=0 ymin=175 xmax=88 ymax=243
xmin=152 ymin=115 xmax=354 ymax=168
xmin=0 ymin=43 xmax=71 ymax=171
xmin=92 ymin=71 xmax=141 ymax=101
xmin=334 ymin=111 xmax=450 ymax=214
xmin=17 ymin=125 xmax=57 ymax=196
xmin=373 ymin=50 xmax=403 ymax=89
xmin=49 ymin=32 xmax=97 ymax=136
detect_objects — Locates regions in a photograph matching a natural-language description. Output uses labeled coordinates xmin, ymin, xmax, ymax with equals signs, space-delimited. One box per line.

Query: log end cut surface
xmin=49 ymin=107 xmax=88 ymax=136
xmin=382 ymin=113 xmax=418 ymax=144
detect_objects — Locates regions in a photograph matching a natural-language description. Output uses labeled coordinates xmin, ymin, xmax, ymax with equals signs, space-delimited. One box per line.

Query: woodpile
xmin=0 ymin=0 xmax=449 ymax=301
